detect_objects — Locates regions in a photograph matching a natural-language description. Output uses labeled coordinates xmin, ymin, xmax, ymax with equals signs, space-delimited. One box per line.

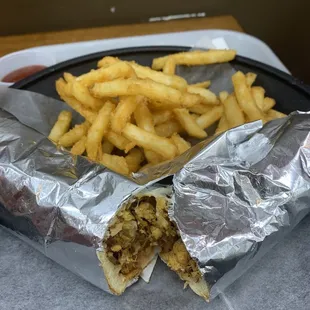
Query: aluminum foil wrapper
xmin=172 ymin=112 xmax=310 ymax=299
xmin=0 ymin=69 xmax=228 ymax=294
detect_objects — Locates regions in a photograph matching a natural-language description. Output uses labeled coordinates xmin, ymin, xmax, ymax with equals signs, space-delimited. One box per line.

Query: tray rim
xmin=11 ymin=45 xmax=310 ymax=97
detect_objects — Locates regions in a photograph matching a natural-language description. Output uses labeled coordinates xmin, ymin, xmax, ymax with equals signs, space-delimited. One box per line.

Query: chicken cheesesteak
xmin=96 ymin=187 xmax=209 ymax=300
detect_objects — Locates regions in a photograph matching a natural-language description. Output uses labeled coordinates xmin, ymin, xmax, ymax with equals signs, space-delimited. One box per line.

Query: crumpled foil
xmin=172 ymin=112 xmax=310 ymax=299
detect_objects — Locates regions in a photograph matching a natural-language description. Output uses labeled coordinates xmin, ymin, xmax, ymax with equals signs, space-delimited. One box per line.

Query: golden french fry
xmin=232 ymin=71 xmax=265 ymax=122
xmin=219 ymin=91 xmax=229 ymax=104
xmin=246 ymin=72 xmax=257 ymax=87
xmin=174 ymin=108 xmax=207 ymax=139
xmin=125 ymin=148 xmax=145 ymax=172
xmin=70 ymin=136 xmax=87 ymax=155
xmin=190 ymin=80 xmax=211 ymax=88
xmin=77 ymin=62 xmax=136 ymax=87
xmin=152 ymin=49 xmax=237 ymax=70
xmin=106 ymin=131 xmax=135 ymax=153
xmin=48 ymin=110 xmax=72 ymax=143
xmin=171 ymin=134 xmax=191 ymax=155
xmin=196 ymin=105 xmax=223 ymax=129
xmin=155 ymin=120 xmax=183 ymax=137
xmin=122 ymin=123 xmax=177 ymax=159
xmin=134 ymin=102 xmax=155 ymax=133
xmin=100 ymin=153 xmax=130 ymax=175
xmin=63 ymin=72 xmax=75 ymax=83
xmin=71 ymin=81 xmax=105 ymax=110
xmin=97 ymin=56 xmax=120 ymax=68
xmin=111 ymin=96 xmax=138 ymax=134
xmin=251 ymin=86 xmax=265 ymax=111
xmin=188 ymin=104 xmax=213 ymax=115
xmin=266 ymin=109 xmax=287 ymax=121
xmin=102 ymin=140 xmax=114 ymax=154
xmin=91 ymin=79 xmax=201 ymax=108
xmin=86 ymin=101 xmax=115 ymax=161
xmin=56 ymin=78 xmax=97 ymax=123
xmin=162 ymin=58 xmax=176 ymax=75
xmin=144 ymin=150 xmax=164 ymax=164
xmin=187 ymin=86 xmax=218 ymax=105
xmin=215 ymin=115 xmax=229 ymax=134
xmin=223 ymin=94 xmax=245 ymax=128
xmin=263 ymin=97 xmax=276 ymax=112
xmin=130 ymin=62 xmax=187 ymax=90
xmin=152 ymin=110 xmax=173 ymax=125
xmin=58 ymin=121 xmax=90 ymax=147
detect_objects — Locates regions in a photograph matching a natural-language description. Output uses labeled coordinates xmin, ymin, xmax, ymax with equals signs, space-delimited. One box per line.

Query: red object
xmin=2 ymin=65 xmax=47 ymax=83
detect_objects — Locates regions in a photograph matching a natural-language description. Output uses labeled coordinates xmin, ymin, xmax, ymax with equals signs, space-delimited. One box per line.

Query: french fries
xmin=152 ymin=49 xmax=236 ymax=70
xmin=58 ymin=121 xmax=90 ymax=147
xmin=174 ymin=108 xmax=207 ymax=139
xmin=86 ymin=101 xmax=115 ymax=161
xmin=48 ymin=110 xmax=72 ymax=143
xmin=52 ymin=49 xmax=283 ymax=176
xmin=111 ymin=96 xmax=138 ymax=134
xmin=232 ymin=71 xmax=265 ymax=122
xmin=223 ymin=94 xmax=245 ymax=128
xmin=123 ymin=123 xmax=177 ymax=159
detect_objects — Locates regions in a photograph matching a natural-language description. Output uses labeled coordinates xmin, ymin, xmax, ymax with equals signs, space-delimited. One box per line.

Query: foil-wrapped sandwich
xmin=97 ymin=186 xmax=209 ymax=299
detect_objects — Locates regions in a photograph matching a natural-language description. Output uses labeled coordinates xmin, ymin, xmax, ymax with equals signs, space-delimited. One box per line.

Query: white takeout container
xmin=0 ymin=50 xmax=56 ymax=87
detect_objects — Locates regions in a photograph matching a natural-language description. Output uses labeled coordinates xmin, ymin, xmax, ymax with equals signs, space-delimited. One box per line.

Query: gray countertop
xmin=1 ymin=215 xmax=310 ymax=310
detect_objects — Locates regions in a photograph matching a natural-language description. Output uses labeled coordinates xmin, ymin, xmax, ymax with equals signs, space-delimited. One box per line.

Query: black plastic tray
xmin=11 ymin=46 xmax=310 ymax=114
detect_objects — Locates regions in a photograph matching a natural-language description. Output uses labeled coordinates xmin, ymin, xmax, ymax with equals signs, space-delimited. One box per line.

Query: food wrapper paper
xmin=0 ymin=57 xmax=309 ymax=301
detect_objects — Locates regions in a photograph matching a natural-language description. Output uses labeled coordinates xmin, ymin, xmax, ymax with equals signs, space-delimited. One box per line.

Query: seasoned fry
xmin=100 ymin=153 xmax=130 ymax=175
xmin=70 ymin=136 xmax=87 ymax=155
xmin=78 ymin=62 xmax=136 ymax=87
xmin=106 ymin=131 xmax=135 ymax=153
xmin=232 ymin=71 xmax=265 ymax=122
xmin=171 ymin=134 xmax=191 ymax=155
xmin=134 ymin=102 xmax=155 ymax=133
xmin=102 ymin=140 xmax=114 ymax=154
xmin=56 ymin=78 xmax=97 ymax=123
xmin=152 ymin=110 xmax=173 ymax=125
xmin=63 ymin=72 xmax=75 ymax=83
xmin=196 ymin=105 xmax=223 ymax=129
xmin=71 ymin=81 xmax=105 ymax=110
xmin=263 ymin=97 xmax=276 ymax=112
xmin=188 ymin=104 xmax=213 ymax=115
xmin=125 ymin=148 xmax=145 ymax=172
xmin=223 ymin=94 xmax=245 ymax=128
xmin=155 ymin=120 xmax=183 ymax=137
xmin=190 ymin=80 xmax=211 ymax=88
xmin=130 ymin=62 xmax=187 ymax=90
xmin=97 ymin=56 xmax=119 ymax=68
xmin=48 ymin=110 xmax=72 ymax=143
xmin=215 ymin=115 xmax=229 ymax=134
xmin=219 ymin=91 xmax=229 ymax=104
xmin=163 ymin=58 xmax=176 ymax=75
xmin=58 ymin=121 xmax=90 ymax=147
xmin=266 ymin=109 xmax=286 ymax=121
xmin=174 ymin=108 xmax=207 ymax=139
xmin=187 ymin=86 xmax=218 ymax=105
xmin=251 ymin=86 xmax=265 ymax=111
xmin=246 ymin=72 xmax=257 ymax=87
xmin=91 ymin=79 xmax=201 ymax=108
xmin=144 ymin=150 xmax=164 ymax=164
xmin=111 ymin=96 xmax=138 ymax=134
xmin=152 ymin=49 xmax=237 ymax=70
xmin=122 ymin=123 xmax=177 ymax=159
xmin=86 ymin=101 xmax=115 ymax=161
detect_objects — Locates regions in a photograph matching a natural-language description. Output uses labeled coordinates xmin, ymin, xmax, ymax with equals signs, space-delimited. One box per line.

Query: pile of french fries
xmin=48 ymin=49 xmax=286 ymax=176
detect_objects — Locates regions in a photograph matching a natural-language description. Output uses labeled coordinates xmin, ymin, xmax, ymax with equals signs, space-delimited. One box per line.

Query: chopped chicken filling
xmin=106 ymin=195 xmax=201 ymax=283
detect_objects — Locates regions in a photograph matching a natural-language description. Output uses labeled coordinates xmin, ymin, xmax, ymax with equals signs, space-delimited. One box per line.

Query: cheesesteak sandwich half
xmin=97 ymin=187 xmax=209 ymax=300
